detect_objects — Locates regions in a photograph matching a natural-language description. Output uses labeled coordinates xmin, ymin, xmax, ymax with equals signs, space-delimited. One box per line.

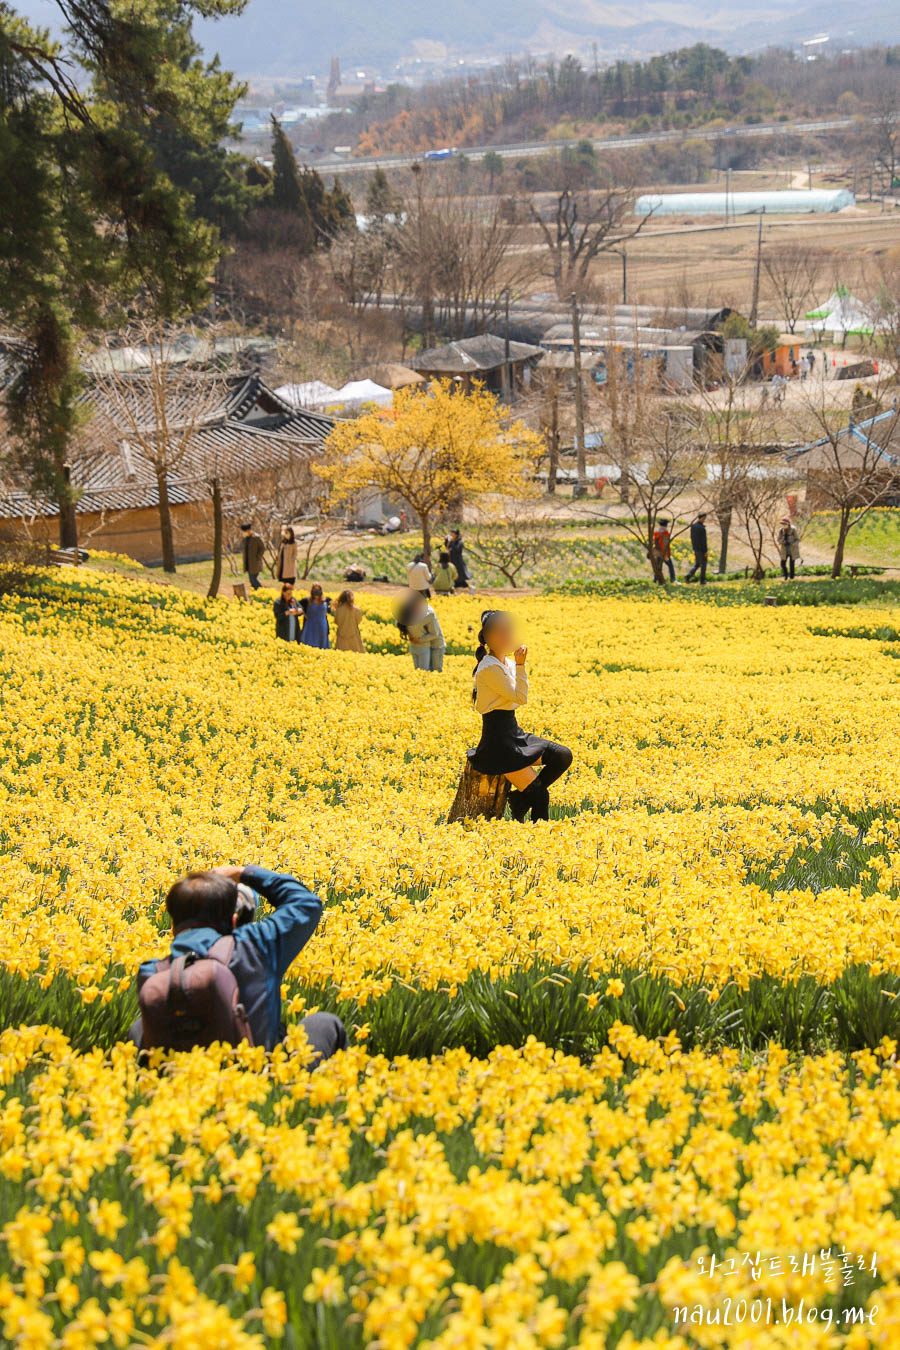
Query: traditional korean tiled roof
xmin=0 ymin=371 xmax=334 ymax=520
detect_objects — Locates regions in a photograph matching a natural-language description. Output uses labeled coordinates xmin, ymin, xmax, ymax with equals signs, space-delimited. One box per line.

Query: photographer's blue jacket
xmin=138 ymin=866 xmax=322 ymax=1050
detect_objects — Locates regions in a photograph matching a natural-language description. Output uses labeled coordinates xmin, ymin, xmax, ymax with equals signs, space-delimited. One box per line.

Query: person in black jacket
xmin=241 ymin=523 xmax=265 ymax=590
xmin=446 ymin=529 xmax=470 ymax=589
xmin=685 ymin=513 xmax=709 ymax=585
xmin=273 ymin=583 xmax=301 ymax=642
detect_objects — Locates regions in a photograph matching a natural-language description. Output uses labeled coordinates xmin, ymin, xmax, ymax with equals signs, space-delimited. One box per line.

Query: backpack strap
xmin=168 ymin=954 xmax=189 ymax=1021
xmin=208 ymin=936 xmax=236 ymax=965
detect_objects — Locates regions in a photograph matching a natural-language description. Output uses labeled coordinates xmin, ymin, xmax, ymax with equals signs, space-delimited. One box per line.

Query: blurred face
xmin=485 ymin=612 xmax=516 ymax=656
xmin=284 ymin=587 xmax=294 ymax=603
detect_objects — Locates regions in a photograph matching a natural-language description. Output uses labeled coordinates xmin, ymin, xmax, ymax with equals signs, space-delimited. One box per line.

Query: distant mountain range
xmin=15 ymin=0 xmax=898 ymax=80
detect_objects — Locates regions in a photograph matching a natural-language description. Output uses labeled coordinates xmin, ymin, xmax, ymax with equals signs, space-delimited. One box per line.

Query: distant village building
xmin=635 ymin=189 xmax=855 ymax=217
xmin=787 ymin=404 xmax=900 ymax=508
xmin=541 ymin=320 xmax=711 ymax=390
xmin=0 ymin=372 xmax=334 ymax=563
xmin=411 ymin=334 xmax=544 ymax=398
xmin=761 ymin=335 xmax=806 ymax=379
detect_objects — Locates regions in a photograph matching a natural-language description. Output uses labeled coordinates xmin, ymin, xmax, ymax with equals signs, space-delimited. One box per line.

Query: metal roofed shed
xmin=635 ymin=189 xmax=855 ymax=217
xmin=412 ymin=333 xmax=545 ymax=397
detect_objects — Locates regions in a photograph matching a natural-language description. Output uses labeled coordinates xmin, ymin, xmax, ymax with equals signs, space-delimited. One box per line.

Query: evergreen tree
xmin=270 ymin=115 xmax=309 ymax=217
xmin=328 ymin=176 xmax=356 ymax=232
xmin=0 ymin=0 xmax=249 ymax=547
xmin=365 ymin=166 xmax=402 ymax=227
xmin=298 ymin=165 xmax=332 ymax=244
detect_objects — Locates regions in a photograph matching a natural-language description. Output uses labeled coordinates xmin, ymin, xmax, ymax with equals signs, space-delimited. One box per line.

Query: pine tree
xmin=0 ymin=1 xmax=250 ymax=548
xmin=365 ymin=167 xmax=401 ymax=228
xmin=328 ymin=177 xmax=356 ymax=232
xmin=270 ymin=116 xmax=308 ymax=216
xmin=298 ymin=165 xmax=331 ymax=244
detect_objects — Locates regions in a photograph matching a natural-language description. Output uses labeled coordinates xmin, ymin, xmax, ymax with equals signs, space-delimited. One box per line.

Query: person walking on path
xmin=277 ymin=527 xmax=297 ymax=585
xmin=432 ymin=551 xmax=458 ymax=595
xmin=333 ymin=590 xmax=365 ymax=652
xmin=398 ymin=592 xmax=444 ymax=671
xmin=685 ymin=512 xmax=709 ymax=584
xmin=469 ymin=610 xmax=572 ymax=823
xmin=652 ymin=518 xmax=676 ymax=583
xmin=446 ymin=529 xmax=471 ymax=589
xmin=273 ymin=583 xmax=301 ymax=643
xmin=407 ymin=554 xmax=433 ymax=597
xmin=299 ymin=583 xmax=331 ymax=648
xmin=777 ymin=517 xmax=800 ymax=580
xmin=241 ymin=523 xmax=265 ymax=590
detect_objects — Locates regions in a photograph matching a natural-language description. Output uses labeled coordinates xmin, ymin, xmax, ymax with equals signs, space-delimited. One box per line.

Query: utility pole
xmin=748 ymin=211 xmax=764 ymax=329
xmin=411 ymin=162 xmax=433 ymax=348
xmin=725 ymin=167 xmax=731 ymax=224
xmin=621 ymin=250 xmax=627 ymax=306
xmin=571 ymin=292 xmax=587 ymax=498
xmin=501 ymin=287 xmax=511 ymax=402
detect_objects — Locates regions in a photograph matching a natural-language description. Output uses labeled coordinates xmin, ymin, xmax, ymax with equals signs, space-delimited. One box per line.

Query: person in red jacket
xmin=652 ymin=518 xmax=676 ymax=584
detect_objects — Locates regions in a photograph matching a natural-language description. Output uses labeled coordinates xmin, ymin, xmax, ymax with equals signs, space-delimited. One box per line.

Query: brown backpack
xmin=137 ymin=936 xmax=254 ymax=1051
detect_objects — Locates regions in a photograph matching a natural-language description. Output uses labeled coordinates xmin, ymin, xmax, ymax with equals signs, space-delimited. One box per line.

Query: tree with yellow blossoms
xmin=317 ymin=379 xmax=544 ymax=561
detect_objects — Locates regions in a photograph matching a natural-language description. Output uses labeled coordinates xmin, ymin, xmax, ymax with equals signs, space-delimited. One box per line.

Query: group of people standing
xmin=273 ymin=584 xmax=365 ymax=651
xmin=395 ymin=530 xmax=473 ymax=672
xmin=238 ymin=521 xmax=364 ymax=651
xmin=655 ymin=513 xmax=802 ymax=585
xmin=407 ymin=530 xmax=471 ymax=597
xmin=396 ymin=531 xmax=472 ymax=672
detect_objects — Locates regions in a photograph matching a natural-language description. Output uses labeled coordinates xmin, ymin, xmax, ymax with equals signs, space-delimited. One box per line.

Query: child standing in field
xmin=333 ymin=590 xmax=365 ymax=652
xmin=469 ymin=609 xmax=572 ymax=822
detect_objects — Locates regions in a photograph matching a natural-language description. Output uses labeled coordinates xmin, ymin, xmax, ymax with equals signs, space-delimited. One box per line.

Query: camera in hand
xmin=234 ymin=882 xmax=258 ymax=927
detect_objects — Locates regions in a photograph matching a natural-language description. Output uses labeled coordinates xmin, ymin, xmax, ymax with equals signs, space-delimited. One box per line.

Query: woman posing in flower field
xmin=470 ymin=609 xmax=572 ymax=822
xmin=299 ymin=583 xmax=331 ymax=649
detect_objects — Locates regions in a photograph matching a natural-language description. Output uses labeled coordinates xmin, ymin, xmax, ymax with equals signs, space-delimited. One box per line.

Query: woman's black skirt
xmin=468 ymin=710 xmax=549 ymax=776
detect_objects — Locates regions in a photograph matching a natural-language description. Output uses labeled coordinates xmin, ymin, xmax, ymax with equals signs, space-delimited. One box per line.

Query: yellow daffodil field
xmin=2 ymin=566 xmax=900 ymax=1348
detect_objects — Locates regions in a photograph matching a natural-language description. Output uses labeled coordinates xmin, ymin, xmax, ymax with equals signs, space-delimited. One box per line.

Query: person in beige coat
xmin=276 ymin=527 xmax=297 ymax=584
xmin=776 ymin=517 xmax=800 ymax=581
xmin=333 ymin=590 xmax=365 ymax=652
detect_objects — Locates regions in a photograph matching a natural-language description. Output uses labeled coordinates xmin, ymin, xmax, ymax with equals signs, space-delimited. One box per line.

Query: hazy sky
xmin=11 ymin=1 xmax=880 ymax=81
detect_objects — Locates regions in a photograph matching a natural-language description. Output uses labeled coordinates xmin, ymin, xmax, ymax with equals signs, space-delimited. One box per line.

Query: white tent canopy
xmin=805 ymin=294 xmax=877 ymax=338
xmin=275 ymin=380 xmax=340 ymax=410
xmin=806 ymin=289 xmax=848 ymax=320
xmin=331 ymin=379 xmax=393 ymax=410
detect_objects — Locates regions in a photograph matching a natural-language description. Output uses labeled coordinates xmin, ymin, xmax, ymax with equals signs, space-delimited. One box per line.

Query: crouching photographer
xmin=132 ymin=864 xmax=346 ymax=1064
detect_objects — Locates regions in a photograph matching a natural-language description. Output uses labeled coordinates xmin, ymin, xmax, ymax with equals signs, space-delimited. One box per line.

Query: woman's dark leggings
xmin=536 ymin=741 xmax=573 ymax=789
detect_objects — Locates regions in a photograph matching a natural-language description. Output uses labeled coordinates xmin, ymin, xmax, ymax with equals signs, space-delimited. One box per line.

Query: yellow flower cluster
xmin=0 ymin=1023 xmax=895 ymax=1348
xmin=1 ymin=570 xmax=899 ymax=1004
xmin=2 ymin=568 xmax=900 ymax=1344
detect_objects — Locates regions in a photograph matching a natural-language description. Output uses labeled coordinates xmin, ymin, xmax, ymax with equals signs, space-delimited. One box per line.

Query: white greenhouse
xmin=634 ymin=189 xmax=855 ymax=217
